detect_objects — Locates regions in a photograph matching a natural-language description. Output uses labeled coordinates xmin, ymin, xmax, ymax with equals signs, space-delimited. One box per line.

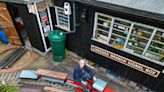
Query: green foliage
xmin=65 ymin=49 xmax=69 ymax=57
xmin=0 ymin=81 xmax=19 ymax=92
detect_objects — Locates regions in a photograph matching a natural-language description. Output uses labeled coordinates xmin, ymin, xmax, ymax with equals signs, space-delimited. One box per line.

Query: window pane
xmin=93 ymin=13 xmax=112 ymax=43
xmin=92 ymin=12 xmax=164 ymax=65
xmin=109 ymin=19 xmax=131 ymax=49
xmin=55 ymin=6 xmax=70 ymax=31
xmin=126 ymin=25 xmax=153 ymax=55
xmin=145 ymin=30 xmax=164 ymax=63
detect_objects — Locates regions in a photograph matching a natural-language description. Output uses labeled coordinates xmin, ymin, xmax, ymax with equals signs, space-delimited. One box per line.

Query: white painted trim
xmin=55 ymin=25 xmax=71 ymax=32
xmin=34 ymin=3 xmax=47 ymax=52
xmin=142 ymin=29 xmax=157 ymax=55
xmin=67 ymin=11 xmax=71 ymax=31
xmin=123 ymin=23 xmax=134 ymax=48
xmin=92 ymin=12 xmax=98 ymax=38
xmin=96 ymin=12 xmax=113 ymax=19
xmin=55 ymin=6 xmax=59 ymax=29
xmin=92 ymin=12 xmax=164 ymax=66
xmin=47 ymin=5 xmax=53 ymax=30
xmin=108 ymin=17 xmax=114 ymax=43
xmin=96 ymin=12 xmax=164 ymax=32
xmin=47 ymin=47 xmax=51 ymax=52
xmin=55 ymin=6 xmax=70 ymax=31
xmin=44 ymin=47 xmax=52 ymax=55
xmin=45 ymin=3 xmax=53 ymax=52
xmin=93 ymin=12 xmax=114 ymax=44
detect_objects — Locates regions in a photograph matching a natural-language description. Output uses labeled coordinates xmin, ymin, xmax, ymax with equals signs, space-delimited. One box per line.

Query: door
xmin=0 ymin=3 xmax=21 ymax=45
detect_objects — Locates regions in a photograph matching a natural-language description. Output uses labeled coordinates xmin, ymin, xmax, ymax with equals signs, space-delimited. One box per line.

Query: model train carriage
xmin=19 ymin=69 xmax=114 ymax=92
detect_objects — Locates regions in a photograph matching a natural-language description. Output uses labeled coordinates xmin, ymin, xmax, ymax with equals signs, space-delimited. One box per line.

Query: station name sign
xmin=90 ymin=45 xmax=160 ymax=78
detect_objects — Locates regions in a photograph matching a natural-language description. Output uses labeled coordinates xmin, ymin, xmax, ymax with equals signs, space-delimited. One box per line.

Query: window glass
xmin=93 ymin=13 xmax=112 ymax=43
xmin=126 ymin=25 xmax=153 ymax=55
xmin=109 ymin=19 xmax=131 ymax=49
xmin=55 ymin=6 xmax=70 ymax=31
xmin=145 ymin=30 xmax=164 ymax=63
xmin=92 ymin=12 xmax=164 ymax=65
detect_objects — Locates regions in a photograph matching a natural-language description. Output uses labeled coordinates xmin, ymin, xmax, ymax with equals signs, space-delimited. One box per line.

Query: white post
xmin=34 ymin=3 xmax=47 ymax=52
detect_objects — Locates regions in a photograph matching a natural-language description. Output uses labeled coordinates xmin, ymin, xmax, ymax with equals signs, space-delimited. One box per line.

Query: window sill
xmin=55 ymin=25 xmax=71 ymax=32
xmin=91 ymin=38 xmax=164 ymax=66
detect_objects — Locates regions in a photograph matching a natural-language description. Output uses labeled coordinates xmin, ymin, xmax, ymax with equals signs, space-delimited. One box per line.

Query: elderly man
xmin=73 ymin=59 xmax=96 ymax=86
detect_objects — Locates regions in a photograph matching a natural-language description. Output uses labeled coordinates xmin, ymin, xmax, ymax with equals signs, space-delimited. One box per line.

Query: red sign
xmin=41 ymin=15 xmax=48 ymax=22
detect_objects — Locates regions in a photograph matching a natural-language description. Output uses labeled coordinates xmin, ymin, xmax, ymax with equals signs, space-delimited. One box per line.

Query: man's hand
xmin=93 ymin=76 xmax=96 ymax=81
xmin=81 ymin=81 xmax=87 ymax=86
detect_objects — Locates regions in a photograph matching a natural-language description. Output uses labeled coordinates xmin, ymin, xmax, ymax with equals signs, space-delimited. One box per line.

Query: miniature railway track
xmin=20 ymin=79 xmax=74 ymax=90
xmin=0 ymin=72 xmax=21 ymax=84
xmin=0 ymin=72 xmax=74 ymax=91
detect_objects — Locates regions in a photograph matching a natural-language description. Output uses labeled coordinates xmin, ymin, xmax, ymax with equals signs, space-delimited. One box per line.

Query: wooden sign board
xmin=90 ymin=45 xmax=161 ymax=78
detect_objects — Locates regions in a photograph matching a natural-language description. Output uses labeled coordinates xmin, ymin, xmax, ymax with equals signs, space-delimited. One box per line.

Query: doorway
xmin=0 ymin=3 xmax=22 ymax=45
xmin=6 ymin=3 xmax=32 ymax=48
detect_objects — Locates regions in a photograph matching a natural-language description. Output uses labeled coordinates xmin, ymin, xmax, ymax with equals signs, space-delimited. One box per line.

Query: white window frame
xmin=55 ymin=6 xmax=70 ymax=31
xmin=92 ymin=12 xmax=164 ymax=66
xmin=92 ymin=12 xmax=113 ymax=44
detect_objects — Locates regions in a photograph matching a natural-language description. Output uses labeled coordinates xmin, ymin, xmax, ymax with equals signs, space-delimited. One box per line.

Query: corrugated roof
xmin=0 ymin=0 xmax=43 ymax=4
xmin=97 ymin=0 xmax=164 ymax=15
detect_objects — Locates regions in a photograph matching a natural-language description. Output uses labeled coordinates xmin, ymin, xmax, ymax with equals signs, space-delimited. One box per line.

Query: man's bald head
xmin=79 ymin=59 xmax=86 ymax=68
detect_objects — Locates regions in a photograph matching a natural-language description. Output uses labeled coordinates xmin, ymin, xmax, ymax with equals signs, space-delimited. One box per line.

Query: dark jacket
xmin=73 ymin=64 xmax=94 ymax=81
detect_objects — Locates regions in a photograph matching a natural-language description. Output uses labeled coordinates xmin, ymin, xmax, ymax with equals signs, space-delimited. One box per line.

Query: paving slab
xmin=18 ymin=88 xmax=42 ymax=92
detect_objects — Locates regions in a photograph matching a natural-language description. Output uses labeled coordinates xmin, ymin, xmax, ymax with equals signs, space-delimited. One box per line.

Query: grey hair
xmin=81 ymin=58 xmax=87 ymax=63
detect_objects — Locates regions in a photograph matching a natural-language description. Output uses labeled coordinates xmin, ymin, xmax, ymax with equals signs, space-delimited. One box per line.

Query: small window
xmin=93 ymin=13 xmax=112 ymax=44
xmin=126 ymin=25 xmax=154 ymax=55
xmin=55 ymin=6 xmax=70 ymax=31
xmin=109 ymin=19 xmax=131 ymax=49
xmin=92 ymin=12 xmax=164 ymax=65
xmin=145 ymin=30 xmax=164 ymax=63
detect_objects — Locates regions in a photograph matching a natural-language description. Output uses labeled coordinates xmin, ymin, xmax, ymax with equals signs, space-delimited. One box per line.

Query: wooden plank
xmin=8 ymin=36 xmax=19 ymax=39
xmin=0 ymin=13 xmax=12 ymax=24
xmin=0 ymin=3 xmax=6 ymax=10
xmin=44 ymin=86 xmax=66 ymax=92
xmin=36 ymin=69 xmax=67 ymax=80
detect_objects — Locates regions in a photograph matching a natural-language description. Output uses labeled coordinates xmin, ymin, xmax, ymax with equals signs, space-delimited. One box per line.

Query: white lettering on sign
xmin=145 ymin=68 xmax=156 ymax=75
xmin=90 ymin=45 xmax=161 ymax=78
